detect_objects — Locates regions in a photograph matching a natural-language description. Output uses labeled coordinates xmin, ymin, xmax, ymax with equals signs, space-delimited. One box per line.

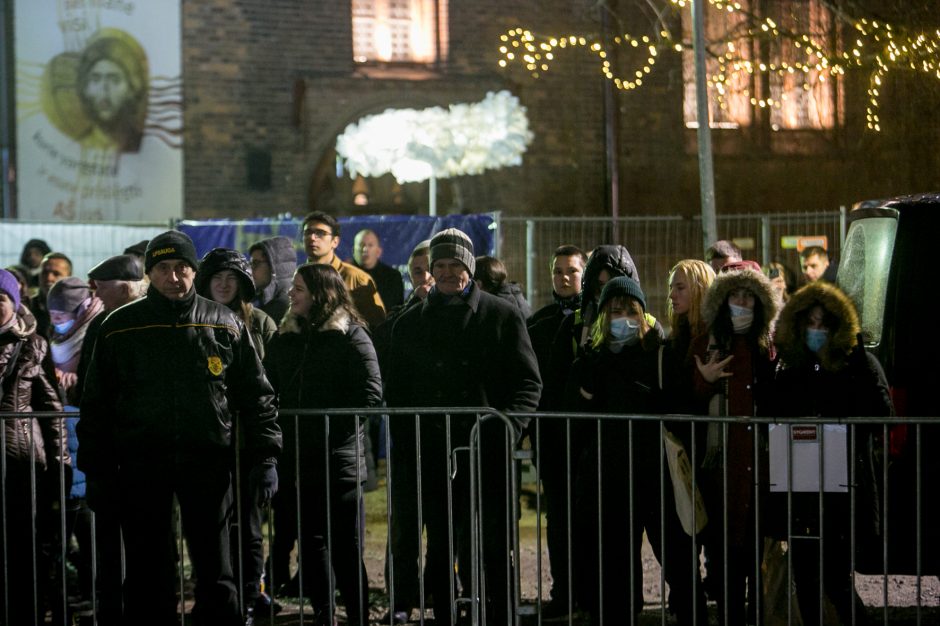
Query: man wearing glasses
xmin=300 ymin=211 xmax=386 ymax=329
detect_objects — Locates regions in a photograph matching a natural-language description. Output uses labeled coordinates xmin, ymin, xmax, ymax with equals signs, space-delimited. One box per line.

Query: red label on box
xmin=792 ymin=426 xmax=818 ymax=441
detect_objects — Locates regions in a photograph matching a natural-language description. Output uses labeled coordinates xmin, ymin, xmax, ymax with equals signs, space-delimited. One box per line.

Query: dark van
xmin=838 ymin=191 xmax=939 ymax=574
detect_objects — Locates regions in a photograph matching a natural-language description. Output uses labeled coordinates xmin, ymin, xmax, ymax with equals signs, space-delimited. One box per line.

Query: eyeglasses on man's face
xmin=303 ymin=227 xmax=333 ymax=239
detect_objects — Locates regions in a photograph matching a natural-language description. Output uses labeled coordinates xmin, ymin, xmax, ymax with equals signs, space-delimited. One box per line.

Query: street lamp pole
xmin=692 ymin=0 xmax=718 ymax=251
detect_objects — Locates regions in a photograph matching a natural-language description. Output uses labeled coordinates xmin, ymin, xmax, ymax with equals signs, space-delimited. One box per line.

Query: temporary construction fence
xmin=496 ymin=210 xmax=846 ymax=317
xmin=3 ymin=408 xmax=938 ymax=626
xmin=2 ymin=210 xmax=841 ymax=315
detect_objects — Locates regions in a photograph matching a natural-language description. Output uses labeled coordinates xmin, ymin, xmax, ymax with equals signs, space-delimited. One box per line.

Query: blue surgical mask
xmin=729 ymin=303 xmax=754 ymax=333
xmin=805 ymin=328 xmax=829 ymax=353
xmin=609 ymin=317 xmax=640 ymax=346
xmin=53 ymin=319 xmax=75 ymax=335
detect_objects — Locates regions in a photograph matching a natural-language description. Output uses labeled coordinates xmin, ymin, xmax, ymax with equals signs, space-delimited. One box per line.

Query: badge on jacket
xmin=207 ymin=356 xmax=223 ymax=376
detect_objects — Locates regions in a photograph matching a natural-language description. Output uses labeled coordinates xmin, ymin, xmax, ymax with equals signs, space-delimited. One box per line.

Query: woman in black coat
xmin=770 ymin=281 xmax=892 ymax=626
xmin=566 ymin=276 xmax=706 ymax=626
xmin=264 ymin=263 xmax=382 ymax=626
xmin=0 ymin=269 xmax=70 ymax=625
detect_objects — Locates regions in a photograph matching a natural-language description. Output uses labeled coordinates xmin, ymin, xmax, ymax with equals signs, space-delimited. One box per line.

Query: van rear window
xmin=837 ymin=215 xmax=897 ymax=345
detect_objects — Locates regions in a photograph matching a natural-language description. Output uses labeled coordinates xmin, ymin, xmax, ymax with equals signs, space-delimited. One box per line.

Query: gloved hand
xmin=248 ymin=459 xmax=278 ymax=505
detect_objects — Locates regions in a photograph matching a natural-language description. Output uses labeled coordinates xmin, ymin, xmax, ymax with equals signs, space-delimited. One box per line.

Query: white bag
xmin=664 ymin=429 xmax=708 ymax=536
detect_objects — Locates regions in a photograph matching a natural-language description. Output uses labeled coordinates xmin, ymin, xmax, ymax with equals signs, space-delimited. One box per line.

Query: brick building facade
xmin=181 ymin=0 xmax=940 ymax=220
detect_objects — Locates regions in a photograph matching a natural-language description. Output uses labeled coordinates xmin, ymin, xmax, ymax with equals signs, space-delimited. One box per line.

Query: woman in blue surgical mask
xmin=690 ymin=259 xmax=778 ymax=626
xmin=769 ymin=281 xmax=892 ymax=626
xmin=47 ymin=277 xmax=104 ymax=406
xmin=565 ymin=275 xmax=706 ymax=626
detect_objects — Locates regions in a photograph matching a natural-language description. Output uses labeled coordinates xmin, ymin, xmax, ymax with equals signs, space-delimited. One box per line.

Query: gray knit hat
xmin=429 ymin=228 xmax=476 ymax=276
xmin=48 ymin=276 xmax=90 ymax=313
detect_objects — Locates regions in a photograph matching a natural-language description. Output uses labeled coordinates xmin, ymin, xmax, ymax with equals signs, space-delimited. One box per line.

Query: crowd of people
xmin=0 ymin=221 xmax=892 ymax=626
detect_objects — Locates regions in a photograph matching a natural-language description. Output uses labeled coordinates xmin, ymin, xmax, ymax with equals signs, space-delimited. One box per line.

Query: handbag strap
xmin=657 ymin=344 xmax=664 ymax=391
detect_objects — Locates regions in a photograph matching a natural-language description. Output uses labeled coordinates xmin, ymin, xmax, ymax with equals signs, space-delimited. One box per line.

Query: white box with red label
xmin=768 ymin=424 xmax=848 ymax=493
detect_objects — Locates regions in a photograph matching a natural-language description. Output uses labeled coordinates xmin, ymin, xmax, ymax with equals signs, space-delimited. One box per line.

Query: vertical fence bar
xmin=526 ymin=219 xmax=536 ymax=307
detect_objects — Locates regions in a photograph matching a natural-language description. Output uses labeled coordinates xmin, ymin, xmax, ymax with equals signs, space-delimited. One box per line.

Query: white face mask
xmin=609 ymin=317 xmax=641 ymax=349
xmin=729 ymin=303 xmax=754 ymax=333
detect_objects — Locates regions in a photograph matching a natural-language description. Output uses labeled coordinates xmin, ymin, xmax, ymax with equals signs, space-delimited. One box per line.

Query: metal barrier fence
xmin=1 ymin=408 xmax=937 ymax=626
xmin=496 ymin=211 xmax=846 ymax=316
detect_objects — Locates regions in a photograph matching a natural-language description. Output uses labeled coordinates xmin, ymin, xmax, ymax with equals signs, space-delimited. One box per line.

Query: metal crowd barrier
xmin=1 ymin=409 xmax=938 ymax=626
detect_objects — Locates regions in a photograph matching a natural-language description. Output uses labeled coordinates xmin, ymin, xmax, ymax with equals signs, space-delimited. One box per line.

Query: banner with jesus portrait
xmin=15 ymin=0 xmax=183 ymax=222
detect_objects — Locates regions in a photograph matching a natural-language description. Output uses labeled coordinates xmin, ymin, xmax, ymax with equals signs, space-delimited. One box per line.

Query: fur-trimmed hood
xmin=701 ymin=266 xmax=778 ymax=349
xmin=279 ymin=307 xmax=351 ymax=336
xmin=774 ymin=281 xmax=860 ymax=372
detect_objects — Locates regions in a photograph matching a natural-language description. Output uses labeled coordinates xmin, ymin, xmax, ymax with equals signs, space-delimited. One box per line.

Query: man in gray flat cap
xmin=67 ymin=254 xmax=145 ymax=625
xmin=75 ymin=254 xmax=145 ymax=404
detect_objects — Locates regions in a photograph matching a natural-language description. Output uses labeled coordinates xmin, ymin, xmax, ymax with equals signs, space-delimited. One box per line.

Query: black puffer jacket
xmin=78 ymin=286 xmax=281 ymax=477
xmin=249 ymin=237 xmax=297 ymax=325
xmin=1 ymin=305 xmax=69 ymax=467
xmin=264 ymin=308 xmax=382 ymax=484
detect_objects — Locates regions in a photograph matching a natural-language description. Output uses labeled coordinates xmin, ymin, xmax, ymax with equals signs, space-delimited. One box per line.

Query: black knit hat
xmin=430 ymin=228 xmax=476 ymax=276
xmin=145 ymin=231 xmax=198 ymax=273
xmin=597 ymin=275 xmax=646 ymax=313
xmin=88 ymin=254 xmax=143 ymax=282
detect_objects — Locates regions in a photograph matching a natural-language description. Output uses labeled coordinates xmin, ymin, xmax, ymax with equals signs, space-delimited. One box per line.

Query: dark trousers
xmin=118 ymin=451 xmax=241 ymax=626
xmin=530 ymin=417 xmax=579 ymax=609
xmin=297 ymin=476 xmax=368 ymax=625
xmin=576 ymin=420 xmax=707 ymax=626
xmin=421 ymin=418 xmax=516 ymax=626
xmin=789 ymin=494 xmax=867 ymax=626
xmin=386 ymin=417 xmax=422 ymax=613
xmin=231 ymin=457 xmax=265 ymax=607
xmin=0 ymin=461 xmax=44 ymax=626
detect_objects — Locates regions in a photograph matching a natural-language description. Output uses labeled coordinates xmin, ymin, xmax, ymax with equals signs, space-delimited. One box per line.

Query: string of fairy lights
xmin=497 ymin=0 xmax=940 ymax=131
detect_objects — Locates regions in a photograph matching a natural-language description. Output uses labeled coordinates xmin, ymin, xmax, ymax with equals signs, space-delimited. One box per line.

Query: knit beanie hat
xmin=429 ymin=228 xmax=476 ymax=276
xmin=145 ymin=230 xmax=198 ymax=273
xmin=48 ymin=276 xmax=90 ymax=313
xmin=597 ymin=275 xmax=646 ymax=313
xmin=0 ymin=268 xmax=21 ymax=312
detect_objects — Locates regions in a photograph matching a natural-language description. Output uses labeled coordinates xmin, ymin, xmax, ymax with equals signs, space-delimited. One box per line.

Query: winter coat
xmin=386 ymin=282 xmax=542 ymax=436
xmin=357 ymin=260 xmax=405 ymax=310
xmin=526 ymin=295 xmax=579 ymax=410
xmin=325 ymin=254 xmax=386 ymax=330
xmin=78 ymin=285 xmax=281 ymax=478
xmin=250 ymin=236 xmax=297 ymax=325
xmin=690 ymin=266 xmax=778 ymax=550
xmin=692 ymin=265 xmax=779 ymax=416
xmin=768 ymin=281 xmax=893 ymax=549
xmin=492 ymin=281 xmax=532 ymax=320
xmin=0 ymin=305 xmax=69 ymax=468
xmin=566 ymin=331 xmax=667 ymax=459
xmin=264 ymin=309 xmax=382 ymax=483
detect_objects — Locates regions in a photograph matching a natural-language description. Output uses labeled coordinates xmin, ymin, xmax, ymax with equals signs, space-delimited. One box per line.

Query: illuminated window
xmin=352 ymin=0 xmax=449 ymax=64
xmin=682 ymin=0 xmax=840 ymax=130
